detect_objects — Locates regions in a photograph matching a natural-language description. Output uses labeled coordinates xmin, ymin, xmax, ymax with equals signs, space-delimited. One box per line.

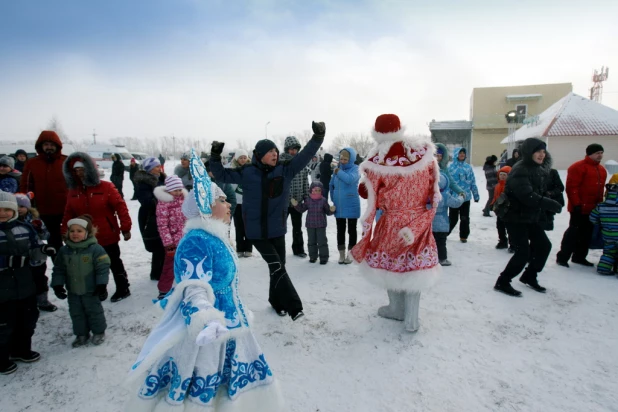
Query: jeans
xmin=449 ymin=200 xmax=471 ymax=239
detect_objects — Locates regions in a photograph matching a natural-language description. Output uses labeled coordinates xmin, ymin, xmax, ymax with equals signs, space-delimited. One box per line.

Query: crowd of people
xmin=0 ymin=117 xmax=616 ymax=410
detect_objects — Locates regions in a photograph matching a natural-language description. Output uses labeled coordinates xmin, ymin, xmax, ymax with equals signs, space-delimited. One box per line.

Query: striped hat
xmin=164 ymin=175 xmax=184 ymax=192
xmin=142 ymin=157 xmax=161 ymax=172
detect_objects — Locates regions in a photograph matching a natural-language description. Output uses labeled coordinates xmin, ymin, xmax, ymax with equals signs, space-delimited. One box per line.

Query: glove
xmin=311 ymin=121 xmax=326 ymax=139
xmin=31 ymin=219 xmax=43 ymax=231
xmin=330 ymin=205 xmax=336 ymax=212
xmin=573 ymin=205 xmax=582 ymax=214
xmin=195 ymin=321 xmax=229 ymax=346
xmin=96 ymin=284 xmax=108 ymax=302
xmin=41 ymin=244 xmax=56 ymax=256
xmin=165 ymin=245 xmax=177 ymax=257
xmin=290 ymin=198 xmax=298 ymax=207
xmin=210 ymin=141 xmax=225 ymax=158
xmin=122 ymin=231 xmax=131 ymax=241
xmin=7 ymin=256 xmax=26 ymax=268
xmin=53 ymin=285 xmax=68 ymax=300
xmin=474 ymin=196 xmax=480 ymax=203
xmin=540 ymin=197 xmax=562 ymax=214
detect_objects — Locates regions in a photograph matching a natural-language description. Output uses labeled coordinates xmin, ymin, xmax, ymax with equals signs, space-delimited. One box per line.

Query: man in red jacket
xmin=61 ymin=152 xmax=133 ymax=302
xmin=556 ymin=144 xmax=607 ymax=267
xmin=20 ymin=131 xmax=68 ymax=259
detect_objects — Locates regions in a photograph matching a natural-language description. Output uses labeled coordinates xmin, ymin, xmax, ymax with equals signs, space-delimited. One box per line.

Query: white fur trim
xmin=431 ymin=158 xmax=442 ymax=208
xmin=154 ymin=186 xmax=188 ymax=203
xmin=398 ymin=228 xmax=415 ymax=246
xmin=371 ymin=127 xmax=406 ymax=144
xmin=124 ymin=379 xmax=285 ymax=412
xmin=356 ymin=260 xmax=441 ymax=292
xmin=186 ymin=306 xmax=229 ymax=341
xmin=360 ymin=142 xmax=436 ymax=176
xmin=358 ymin=176 xmax=377 ymax=240
xmin=67 ymin=218 xmax=88 ymax=229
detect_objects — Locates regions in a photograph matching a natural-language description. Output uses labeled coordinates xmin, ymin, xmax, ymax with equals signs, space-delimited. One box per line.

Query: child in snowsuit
xmin=433 ymin=172 xmax=464 ymax=266
xmin=492 ymin=166 xmax=512 ymax=250
xmin=0 ymin=192 xmax=54 ymax=375
xmin=589 ymin=183 xmax=618 ymax=275
xmin=292 ymin=181 xmax=336 ymax=264
xmin=15 ymin=193 xmax=57 ymax=312
xmin=51 ymin=215 xmax=111 ymax=348
xmin=0 ymin=156 xmax=21 ymax=193
xmin=154 ymin=176 xmax=188 ymax=299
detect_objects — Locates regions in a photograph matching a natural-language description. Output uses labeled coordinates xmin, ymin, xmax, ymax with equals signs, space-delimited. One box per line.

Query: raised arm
xmin=284 ymin=122 xmax=326 ymax=178
xmin=209 ymin=142 xmax=243 ymax=184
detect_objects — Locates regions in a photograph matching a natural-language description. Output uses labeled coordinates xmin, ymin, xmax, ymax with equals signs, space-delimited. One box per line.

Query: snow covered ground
xmin=3 ymin=166 xmax=618 ymax=412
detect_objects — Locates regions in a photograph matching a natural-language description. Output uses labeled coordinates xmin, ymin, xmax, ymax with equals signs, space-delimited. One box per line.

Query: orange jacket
xmin=491 ymin=166 xmax=512 ymax=205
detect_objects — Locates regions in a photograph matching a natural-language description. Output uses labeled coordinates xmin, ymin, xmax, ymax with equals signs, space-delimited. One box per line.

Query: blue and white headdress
xmin=189 ymin=148 xmax=216 ymax=216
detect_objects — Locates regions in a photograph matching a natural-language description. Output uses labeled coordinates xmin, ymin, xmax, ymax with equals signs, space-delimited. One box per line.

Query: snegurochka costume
xmin=126 ymin=149 xmax=284 ymax=412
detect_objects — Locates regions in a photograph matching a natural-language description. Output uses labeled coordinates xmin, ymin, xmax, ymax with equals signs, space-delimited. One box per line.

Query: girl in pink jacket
xmin=154 ymin=175 xmax=188 ymax=299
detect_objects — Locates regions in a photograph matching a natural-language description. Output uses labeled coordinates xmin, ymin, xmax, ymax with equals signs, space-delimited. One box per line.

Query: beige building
xmin=470 ymin=82 xmax=573 ymax=165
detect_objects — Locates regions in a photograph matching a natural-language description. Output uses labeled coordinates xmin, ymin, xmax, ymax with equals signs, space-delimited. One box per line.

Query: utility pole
xmin=92 ymin=129 xmax=97 ymax=144
xmin=172 ymin=135 xmax=176 ymax=161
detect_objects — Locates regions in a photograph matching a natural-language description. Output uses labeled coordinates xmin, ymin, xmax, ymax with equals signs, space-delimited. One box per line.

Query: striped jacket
xmin=590 ymin=190 xmax=618 ymax=243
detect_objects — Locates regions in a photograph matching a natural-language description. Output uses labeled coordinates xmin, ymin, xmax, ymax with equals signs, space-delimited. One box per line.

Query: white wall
xmin=545 ymin=135 xmax=617 ymax=171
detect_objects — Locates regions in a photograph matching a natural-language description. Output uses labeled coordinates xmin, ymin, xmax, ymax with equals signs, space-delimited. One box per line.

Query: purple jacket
xmin=294 ymin=196 xmax=334 ymax=228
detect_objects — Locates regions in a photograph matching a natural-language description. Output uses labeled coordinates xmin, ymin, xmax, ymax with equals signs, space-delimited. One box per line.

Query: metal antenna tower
xmin=590 ymin=66 xmax=609 ymax=102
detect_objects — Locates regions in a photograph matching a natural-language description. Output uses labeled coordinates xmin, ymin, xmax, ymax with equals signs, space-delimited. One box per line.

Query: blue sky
xmin=1 ymin=0 xmax=617 ymax=144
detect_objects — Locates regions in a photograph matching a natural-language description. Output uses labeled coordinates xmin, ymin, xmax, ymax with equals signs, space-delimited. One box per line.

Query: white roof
xmin=501 ymin=92 xmax=618 ymax=143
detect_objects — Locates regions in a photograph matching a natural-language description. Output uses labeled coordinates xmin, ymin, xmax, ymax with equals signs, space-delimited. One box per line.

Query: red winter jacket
xmin=62 ymin=181 xmax=132 ymax=247
xmin=565 ymin=156 xmax=608 ymax=215
xmin=20 ymin=131 xmax=68 ymax=215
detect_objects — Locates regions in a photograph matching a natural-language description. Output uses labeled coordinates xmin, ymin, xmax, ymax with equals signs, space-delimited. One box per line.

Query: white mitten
xmin=330 ymin=205 xmax=336 ymax=212
xmin=290 ymin=198 xmax=298 ymax=207
xmin=195 ymin=321 xmax=229 ymax=346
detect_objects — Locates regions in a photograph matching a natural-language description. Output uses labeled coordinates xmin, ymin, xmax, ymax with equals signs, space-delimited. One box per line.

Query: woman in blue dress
xmin=126 ymin=150 xmax=284 ymax=412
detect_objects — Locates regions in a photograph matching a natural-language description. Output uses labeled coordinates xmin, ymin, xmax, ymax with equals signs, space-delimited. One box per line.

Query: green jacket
xmin=51 ymin=237 xmax=110 ymax=295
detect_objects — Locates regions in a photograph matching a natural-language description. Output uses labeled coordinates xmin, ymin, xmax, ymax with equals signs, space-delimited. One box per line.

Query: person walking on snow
xmin=280 ymin=136 xmax=310 ymax=258
xmin=319 ymin=153 xmax=334 ymax=200
xmin=432 ymin=171 xmax=464 ymax=266
xmin=589 ymin=183 xmax=618 ymax=275
xmin=352 ymin=114 xmax=441 ymax=333
xmin=448 ymin=147 xmax=479 ymax=242
xmin=556 ymin=144 xmax=607 ymax=268
xmin=110 ymin=153 xmax=125 ymax=198
xmin=434 ymin=143 xmax=464 ymax=198
xmin=209 ymin=121 xmax=326 ymax=321
xmin=492 ymin=165 xmax=513 ymax=251
xmin=329 ymin=147 xmax=361 ymax=264
xmin=228 ymin=150 xmax=253 ymax=258
xmin=129 ymin=158 xmax=139 ymax=200
xmin=493 ymin=138 xmax=562 ymax=297
xmin=482 ymin=155 xmax=498 ymax=217
xmin=291 ymin=181 xmax=336 ymax=264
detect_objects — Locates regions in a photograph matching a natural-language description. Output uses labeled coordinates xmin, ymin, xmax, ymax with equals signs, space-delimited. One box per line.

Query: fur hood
xmin=434 ymin=143 xmax=449 ymax=170
xmin=63 ymin=152 xmax=101 ymax=189
xmin=133 ymin=170 xmax=166 ymax=187
xmin=518 ymin=137 xmax=552 ymax=169
xmin=154 ymin=186 xmax=189 ymax=203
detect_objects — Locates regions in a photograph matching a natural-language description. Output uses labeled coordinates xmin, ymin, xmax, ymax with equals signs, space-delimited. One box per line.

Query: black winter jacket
xmin=134 ymin=170 xmax=166 ymax=252
xmin=319 ymin=154 xmax=334 ymax=189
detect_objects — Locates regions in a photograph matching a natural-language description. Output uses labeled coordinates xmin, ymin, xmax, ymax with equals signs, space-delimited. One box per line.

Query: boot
xmin=403 ymin=290 xmax=421 ymax=332
xmin=92 ymin=333 xmax=105 ymax=346
xmin=338 ymin=248 xmax=346 ymax=264
xmin=377 ymin=290 xmax=405 ymax=321
xmin=37 ymin=292 xmax=58 ymax=312
xmin=494 ymin=279 xmax=522 ymax=297
xmin=495 ymin=241 xmax=508 ymax=249
xmin=111 ymin=272 xmax=131 ymax=302
xmin=72 ymin=335 xmax=90 ymax=348
xmin=519 ymin=270 xmax=546 ymax=293
xmin=344 ymin=250 xmax=353 ymax=264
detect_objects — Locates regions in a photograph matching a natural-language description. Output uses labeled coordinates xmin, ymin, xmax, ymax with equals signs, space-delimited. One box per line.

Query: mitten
xmin=311 ymin=121 xmax=326 ymax=139
xmin=210 ymin=141 xmax=225 ymax=159
xmin=31 ymin=219 xmax=43 ymax=231
xmin=330 ymin=205 xmax=336 ymax=212
xmin=290 ymin=198 xmax=298 ymax=207
xmin=53 ymin=285 xmax=68 ymax=300
xmin=195 ymin=321 xmax=229 ymax=346
xmin=474 ymin=195 xmax=480 ymax=203
xmin=165 ymin=245 xmax=177 ymax=257
xmin=96 ymin=284 xmax=108 ymax=302
xmin=122 ymin=231 xmax=131 ymax=241
xmin=540 ymin=197 xmax=562 ymax=214
xmin=41 ymin=244 xmax=56 ymax=256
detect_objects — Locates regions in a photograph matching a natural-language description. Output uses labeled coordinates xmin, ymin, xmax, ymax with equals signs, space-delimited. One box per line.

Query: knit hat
xmin=0 ymin=156 xmax=14 ymax=169
xmin=235 ymin=149 xmax=249 ymax=159
xmin=254 ymin=139 xmax=279 ymax=161
xmin=15 ymin=149 xmax=27 ymax=157
xmin=142 ymin=157 xmax=161 ymax=172
xmin=15 ymin=193 xmax=31 ymax=209
xmin=436 ymin=146 xmax=445 ymax=156
xmin=130 ymin=158 xmax=136 ymax=164
xmin=284 ymin=136 xmax=301 ymax=152
xmin=164 ymin=175 xmax=184 ymax=192
xmin=586 ymin=143 xmax=604 ymax=156
xmin=73 ymin=161 xmax=85 ymax=169
xmin=0 ymin=192 xmax=18 ymax=221
xmin=67 ymin=214 xmax=94 ymax=234
xmin=532 ymin=142 xmax=547 ymax=153
xmin=180 ymin=152 xmax=190 ymax=160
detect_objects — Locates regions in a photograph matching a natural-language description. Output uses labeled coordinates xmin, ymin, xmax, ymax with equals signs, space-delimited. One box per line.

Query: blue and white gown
xmin=126 ymin=217 xmax=284 ymax=412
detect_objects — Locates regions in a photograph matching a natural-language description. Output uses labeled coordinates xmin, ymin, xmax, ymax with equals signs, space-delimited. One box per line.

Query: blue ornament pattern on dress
xmin=190 ymin=148 xmax=214 ymax=216
xmin=188 ymin=370 xmax=223 ymax=404
xmin=140 ymin=357 xmax=176 ymax=397
xmin=179 ymin=301 xmax=199 ymax=325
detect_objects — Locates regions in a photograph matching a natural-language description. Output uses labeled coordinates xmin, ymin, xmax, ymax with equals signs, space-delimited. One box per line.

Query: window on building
xmin=515 ymin=104 xmax=527 ymax=123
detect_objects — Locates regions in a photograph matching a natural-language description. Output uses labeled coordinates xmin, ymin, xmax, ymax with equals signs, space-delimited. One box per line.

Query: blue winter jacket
xmin=448 ymin=147 xmax=479 ymax=202
xmin=329 ymin=147 xmax=361 ymax=219
xmin=432 ymin=173 xmax=464 ymax=232
xmin=210 ymin=136 xmax=323 ymax=240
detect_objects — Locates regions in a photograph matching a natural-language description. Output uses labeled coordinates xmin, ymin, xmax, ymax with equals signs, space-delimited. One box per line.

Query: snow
xmin=3 ymin=166 xmax=618 ymax=412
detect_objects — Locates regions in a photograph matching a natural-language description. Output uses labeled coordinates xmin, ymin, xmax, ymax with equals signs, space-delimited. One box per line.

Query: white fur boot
xmin=338 ymin=249 xmax=346 ymax=264
xmin=377 ymin=289 xmax=405 ymax=321
xmin=344 ymin=250 xmax=353 ymax=264
xmin=403 ymin=290 xmax=421 ymax=332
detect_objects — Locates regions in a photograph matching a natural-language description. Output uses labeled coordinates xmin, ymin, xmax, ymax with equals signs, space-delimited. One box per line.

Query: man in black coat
xmin=494 ymin=138 xmax=562 ymax=297
xmin=319 ymin=153 xmax=334 ymax=200
xmin=110 ymin=153 xmax=125 ymax=198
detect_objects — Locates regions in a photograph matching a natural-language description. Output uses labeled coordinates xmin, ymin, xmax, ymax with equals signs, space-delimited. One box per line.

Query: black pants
xmin=483 ymin=188 xmax=495 ymax=213
xmin=557 ymin=212 xmax=594 ymax=263
xmin=251 ymin=236 xmax=303 ymax=318
xmin=307 ymin=227 xmax=328 ymax=261
xmin=233 ymin=205 xmax=252 ymax=253
xmin=288 ymin=206 xmax=305 ymax=255
xmin=31 ymin=263 xmax=49 ymax=294
xmin=40 ymin=214 xmax=63 ymax=261
xmin=433 ymin=232 xmax=448 ymax=260
xmin=498 ymin=222 xmax=552 ymax=283
xmin=149 ymin=241 xmax=166 ymax=281
xmin=449 ymin=200 xmax=471 ymax=239
xmin=131 ymin=181 xmax=138 ymax=200
xmin=496 ymin=217 xmax=510 ymax=245
xmin=102 ymin=243 xmax=129 ymax=291
xmin=0 ymin=295 xmax=39 ymax=367
xmin=336 ymin=218 xmax=358 ymax=250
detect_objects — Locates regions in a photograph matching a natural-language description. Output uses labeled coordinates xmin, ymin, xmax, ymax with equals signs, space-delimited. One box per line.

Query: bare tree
xmin=326 ymin=133 xmax=350 ymax=154
xmin=348 ymin=133 xmax=374 ymax=158
xmin=47 ymin=115 xmax=70 ymax=144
